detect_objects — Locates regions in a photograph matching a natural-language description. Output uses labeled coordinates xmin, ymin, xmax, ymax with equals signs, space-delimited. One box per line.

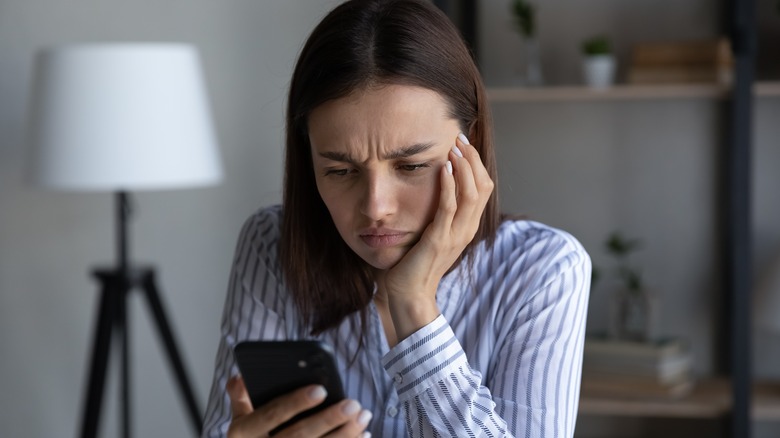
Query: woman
xmin=203 ymin=0 xmax=590 ymax=437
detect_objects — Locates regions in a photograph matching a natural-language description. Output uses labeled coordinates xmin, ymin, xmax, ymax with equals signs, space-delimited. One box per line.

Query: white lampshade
xmin=26 ymin=43 xmax=222 ymax=191
xmin=756 ymin=252 xmax=780 ymax=333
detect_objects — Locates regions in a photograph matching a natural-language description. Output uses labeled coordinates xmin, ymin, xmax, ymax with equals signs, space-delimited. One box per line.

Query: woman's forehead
xmin=309 ymin=85 xmax=452 ymax=136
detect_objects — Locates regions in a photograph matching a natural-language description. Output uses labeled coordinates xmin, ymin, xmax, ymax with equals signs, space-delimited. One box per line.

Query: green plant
xmin=511 ymin=0 xmax=535 ymax=38
xmin=605 ymin=231 xmax=643 ymax=292
xmin=582 ymin=35 xmax=612 ymax=56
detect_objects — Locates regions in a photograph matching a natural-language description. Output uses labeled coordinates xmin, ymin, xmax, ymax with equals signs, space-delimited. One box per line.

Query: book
xmin=582 ymin=356 xmax=692 ymax=385
xmin=583 ymin=352 xmax=692 ymax=382
xmin=582 ymin=337 xmax=693 ymax=383
xmin=627 ymin=66 xmax=732 ymax=85
xmin=627 ymin=38 xmax=733 ymax=85
xmin=631 ymin=38 xmax=732 ymax=67
xmin=581 ymin=373 xmax=695 ymax=399
xmin=584 ymin=336 xmax=687 ymax=359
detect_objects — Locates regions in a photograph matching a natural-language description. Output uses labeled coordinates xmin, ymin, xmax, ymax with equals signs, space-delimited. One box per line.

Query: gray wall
xmin=1 ymin=0 xmax=779 ymax=437
xmin=0 ymin=1 xmax=340 ymax=437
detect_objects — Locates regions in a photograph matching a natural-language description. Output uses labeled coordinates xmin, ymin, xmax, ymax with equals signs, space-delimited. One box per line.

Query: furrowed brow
xmin=318 ymin=150 xmax=356 ymax=163
xmin=383 ymin=142 xmax=436 ymax=160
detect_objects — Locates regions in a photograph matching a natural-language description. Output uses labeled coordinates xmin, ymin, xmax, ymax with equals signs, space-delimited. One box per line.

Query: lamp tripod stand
xmin=79 ymin=192 xmax=202 ymax=438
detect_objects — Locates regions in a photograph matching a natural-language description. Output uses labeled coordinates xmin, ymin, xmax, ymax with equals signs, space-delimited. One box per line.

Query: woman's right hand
xmin=226 ymin=375 xmax=372 ymax=438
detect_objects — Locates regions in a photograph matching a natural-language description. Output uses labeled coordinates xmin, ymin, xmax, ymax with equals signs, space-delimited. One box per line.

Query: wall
xmin=0 ymin=1 xmax=340 ymax=437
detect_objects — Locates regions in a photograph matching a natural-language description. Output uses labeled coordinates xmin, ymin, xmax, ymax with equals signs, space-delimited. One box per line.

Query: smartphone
xmin=233 ymin=340 xmax=346 ymax=433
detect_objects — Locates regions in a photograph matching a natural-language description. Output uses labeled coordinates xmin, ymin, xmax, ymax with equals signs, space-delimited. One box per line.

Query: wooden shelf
xmin=487 ymin=81 xmax=780 ymax=103
xmin=755 ymin=81 xmax=780 ymax=97
xmin=579 ymin=378 xmax=780 ymax=420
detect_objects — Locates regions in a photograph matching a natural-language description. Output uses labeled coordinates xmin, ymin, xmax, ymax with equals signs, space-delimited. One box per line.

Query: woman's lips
xmin=359 ymin=230 xmax=408 ymax=248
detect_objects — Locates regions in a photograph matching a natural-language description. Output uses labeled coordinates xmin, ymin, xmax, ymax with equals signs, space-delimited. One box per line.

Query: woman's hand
xmin=380 ymin=133 xmax=494 ymax=341
xmin=227 ymin=376 xmax=372 ymax=438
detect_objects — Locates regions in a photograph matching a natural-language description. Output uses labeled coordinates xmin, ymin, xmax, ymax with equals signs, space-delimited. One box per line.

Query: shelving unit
xmin=445 ymin=0 xmax=772 ymax=436
xmin=579 ymin=379 xmax=780 ymax=420
xmin=489 ymin=1 xmax=761 ymax=435
xmin=486 ymin=81 xmax=780 ymax=103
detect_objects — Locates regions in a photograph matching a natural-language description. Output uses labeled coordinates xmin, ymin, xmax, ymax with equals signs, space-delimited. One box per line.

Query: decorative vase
xmin=522 ymin=36 xmax=544 ymax=87
xmin=609 ymin=288 xmax=655 ymax=342
xmin=583 ymin=54 xmax=616 ymax=88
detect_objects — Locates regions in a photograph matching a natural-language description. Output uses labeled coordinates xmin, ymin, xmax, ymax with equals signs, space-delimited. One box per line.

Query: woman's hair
xmin=280 ymin=0 xmax=499 ymax=335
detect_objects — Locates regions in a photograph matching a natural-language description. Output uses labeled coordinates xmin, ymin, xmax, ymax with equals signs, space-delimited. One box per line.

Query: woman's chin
xmin=359 ymin=250 xmax=406 ymax=272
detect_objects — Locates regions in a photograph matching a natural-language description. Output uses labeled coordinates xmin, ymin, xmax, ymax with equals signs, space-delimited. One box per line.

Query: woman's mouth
xmin=359 ymin=229 xmax=409 ymax=248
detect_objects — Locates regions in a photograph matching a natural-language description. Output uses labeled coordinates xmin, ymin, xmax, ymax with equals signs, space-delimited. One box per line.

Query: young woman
xmin=202 ymin=1 xmax=590 ymax=437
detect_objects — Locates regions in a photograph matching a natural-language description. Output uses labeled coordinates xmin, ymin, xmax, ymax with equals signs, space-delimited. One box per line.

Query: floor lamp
xmin=26 ymin=44 xmax=223 ymax=438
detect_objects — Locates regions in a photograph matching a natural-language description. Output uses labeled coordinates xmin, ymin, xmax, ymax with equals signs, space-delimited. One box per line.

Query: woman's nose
xmin=359 ymin=173 xmax=396 ymax=221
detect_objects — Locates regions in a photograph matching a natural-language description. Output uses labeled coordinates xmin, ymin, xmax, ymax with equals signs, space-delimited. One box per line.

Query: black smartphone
xmin=233 ymin=340 xmax=346 ymax=433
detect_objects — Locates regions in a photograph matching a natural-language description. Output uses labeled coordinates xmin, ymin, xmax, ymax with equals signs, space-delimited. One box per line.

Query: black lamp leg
xmin=140 ymin=270 xmax=203 ymax=436
xmin=116 ymin=278 xmax=131 ymax=438
xmin=79 ymin=272 xmax=122 ymax=438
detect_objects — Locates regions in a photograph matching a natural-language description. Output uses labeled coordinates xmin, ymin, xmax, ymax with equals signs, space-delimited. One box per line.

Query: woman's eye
xmin=399 ymin=163 xmax=429 ymax=172
xmin=324 ymin=168 xmax=353 ymax=177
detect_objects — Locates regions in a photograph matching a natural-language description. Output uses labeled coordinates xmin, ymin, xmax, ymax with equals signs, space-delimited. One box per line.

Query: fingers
xmin=321 ymin=405 xmax=372 ymax=438
xmin=448 ymin=133 xmax=494 ymax=239
xmin=228 ymin=375 xmax=254 ymax=420
xmin=431 ymin=157 xmax=457 ymax=236
xmin=228 ymin=382 xmax=328 ymax=438
xmin=459 ymin=134 xmax=494 ymax=198
xmin=278 ymin=399 xmax=372 ymax=438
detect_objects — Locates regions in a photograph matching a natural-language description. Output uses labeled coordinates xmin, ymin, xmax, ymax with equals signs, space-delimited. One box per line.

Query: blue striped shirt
xmin=203 ymin=205 xmax=590 ymax=437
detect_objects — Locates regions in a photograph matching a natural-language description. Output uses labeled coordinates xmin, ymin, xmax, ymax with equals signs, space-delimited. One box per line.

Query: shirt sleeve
xmin=381 ymin=228 xmax=591 ymax=438
xmin=201 ymin=207 xmax=292 ymax=438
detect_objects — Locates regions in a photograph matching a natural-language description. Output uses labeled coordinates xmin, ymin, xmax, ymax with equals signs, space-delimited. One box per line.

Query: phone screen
xmin=233 ymin=340 xmax=346 ymax=433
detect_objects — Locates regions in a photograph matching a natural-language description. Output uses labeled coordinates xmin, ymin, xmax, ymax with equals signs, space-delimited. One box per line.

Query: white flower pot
xmin=583 ymin=54 xmax=616 ymax=88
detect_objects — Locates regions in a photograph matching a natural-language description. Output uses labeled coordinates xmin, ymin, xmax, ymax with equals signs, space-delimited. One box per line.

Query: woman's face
xmin=309 ymin=84 xmax=462 ymax=270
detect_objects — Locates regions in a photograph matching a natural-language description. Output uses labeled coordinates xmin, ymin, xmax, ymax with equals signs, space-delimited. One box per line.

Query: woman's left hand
xmin=379 ymin=133 xmax=494 ymax=341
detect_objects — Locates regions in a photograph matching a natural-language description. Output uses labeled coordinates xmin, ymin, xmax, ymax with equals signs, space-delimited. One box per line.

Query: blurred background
xmin=1 ymin=0 xmax=779 ymax=437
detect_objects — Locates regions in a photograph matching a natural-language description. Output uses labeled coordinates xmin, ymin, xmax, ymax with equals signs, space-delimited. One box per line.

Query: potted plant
xmin=604 ymin=232 xmax=655 ymax=341
xmin=581 ymin=35 xmax=616 ymax=88
xmin=511 ymin=0 xmax=544 ymax=86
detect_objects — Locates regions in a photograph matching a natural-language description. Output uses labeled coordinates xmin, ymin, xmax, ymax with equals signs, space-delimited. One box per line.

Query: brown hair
xmin=280 ymin=0 xmax=499 ymax=335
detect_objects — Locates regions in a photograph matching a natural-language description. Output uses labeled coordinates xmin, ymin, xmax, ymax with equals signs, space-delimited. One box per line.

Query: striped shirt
xmin=203 ymin=205 xmax=591 ymax=438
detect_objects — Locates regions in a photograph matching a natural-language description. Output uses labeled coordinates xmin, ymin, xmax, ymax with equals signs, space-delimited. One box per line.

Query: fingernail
xmin=343 ymin=400 xmax=361 ymax=415
xmin=308 ymin=385 xmax=327 ymax=400
xmin=445 ymin=161 xmax=453 ymax=174
xmin=358 ymin=409 xmax=373 ymax=426
xmin=361 ymin=432 xmax=372 ymax=438
xmin=458 ymin=132 xmax=470 ymax=145
xmin=452 ymin=145 xmax=463 ymax=157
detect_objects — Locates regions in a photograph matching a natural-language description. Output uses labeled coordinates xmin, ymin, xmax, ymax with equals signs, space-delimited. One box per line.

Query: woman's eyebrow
xmin=317 ymin=141 xmax=437 ymax=163
xmin=318 ymin=150 xmax=355 ymax=163
xmin=383 ymin=142 xmax=436 ymax=160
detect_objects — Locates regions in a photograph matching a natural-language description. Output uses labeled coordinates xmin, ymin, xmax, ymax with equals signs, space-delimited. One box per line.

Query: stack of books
xmin=627 ymin=37 xmax=733 ymax=85
xmin=581 ymin=336 xmax=694 ymax=399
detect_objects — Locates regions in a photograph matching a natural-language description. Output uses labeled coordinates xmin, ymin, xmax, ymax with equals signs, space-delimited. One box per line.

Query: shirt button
xmin=387 ymin=406 xmax=398 ymax=417
xmin=393 ymin=373 xmax=403 ymax=384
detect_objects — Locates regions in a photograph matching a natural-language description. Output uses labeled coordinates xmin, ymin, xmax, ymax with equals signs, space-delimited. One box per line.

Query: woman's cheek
xmin=412 ymin=171 xmax=441 ymax=220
